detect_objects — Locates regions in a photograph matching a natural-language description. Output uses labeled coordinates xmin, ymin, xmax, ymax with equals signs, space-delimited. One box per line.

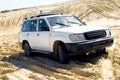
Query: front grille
xmin=84 ymin=30 xmax=106 ymax=40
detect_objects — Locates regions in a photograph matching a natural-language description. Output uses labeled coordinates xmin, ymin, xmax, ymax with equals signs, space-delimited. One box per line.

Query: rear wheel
xmin=24 ymin=42 xmax=32 ymax=57
xmin=57 ymin=44 xmax=70 ymax=64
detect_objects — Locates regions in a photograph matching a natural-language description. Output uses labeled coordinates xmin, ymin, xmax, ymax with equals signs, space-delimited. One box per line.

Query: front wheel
xmin=57 ymin=44 xmax=70 ymax=64
xmin=24 ymin=42 xmax=32 ymax=57
xmin=96 ymin=48 xmax=107 ymax=54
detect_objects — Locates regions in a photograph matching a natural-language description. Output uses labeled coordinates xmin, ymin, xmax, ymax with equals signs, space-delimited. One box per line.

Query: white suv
xmin=19 ymin=13 xmax=113 ymax=63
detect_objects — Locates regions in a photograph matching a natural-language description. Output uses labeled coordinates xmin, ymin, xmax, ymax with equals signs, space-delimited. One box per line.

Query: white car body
xmin=19 ymin=14 xmax=113 ymax=57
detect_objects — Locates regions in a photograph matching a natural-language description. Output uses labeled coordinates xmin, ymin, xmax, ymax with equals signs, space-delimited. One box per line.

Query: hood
xmin=52 ymin=25 xmax=108 ymax=34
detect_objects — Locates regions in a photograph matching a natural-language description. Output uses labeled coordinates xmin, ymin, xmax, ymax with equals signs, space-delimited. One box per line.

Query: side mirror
xmin=41 ymin=26 xmax=49 ymax=31
xmin=82 ymin=22 xmax=87 ymax=25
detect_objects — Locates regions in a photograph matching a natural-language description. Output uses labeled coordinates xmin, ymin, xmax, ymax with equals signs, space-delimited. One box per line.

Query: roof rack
xmin=25 ymin=10 xmax=64 ymax=20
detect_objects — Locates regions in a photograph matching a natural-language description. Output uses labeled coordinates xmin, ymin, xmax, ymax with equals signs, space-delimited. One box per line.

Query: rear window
xmin=22 ymin=21 xmax=30 ymax=32
xmin=22 ymin=19 xmax=37 ymax=32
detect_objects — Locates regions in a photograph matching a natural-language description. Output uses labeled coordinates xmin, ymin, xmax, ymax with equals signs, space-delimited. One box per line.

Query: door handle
xmin=27 ymin=33 xmax=29 ymax=36
xmin=37 ymin=34 xmax=40 ymax=36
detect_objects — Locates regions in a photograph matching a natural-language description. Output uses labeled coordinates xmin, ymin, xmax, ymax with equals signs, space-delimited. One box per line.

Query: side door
xmin=35 ymin=19 xmax=50 ymax=52
xmin=28 ymin=19 xmax=38 ymax=49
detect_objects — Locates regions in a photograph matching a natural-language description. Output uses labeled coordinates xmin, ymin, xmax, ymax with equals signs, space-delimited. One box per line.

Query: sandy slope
xmin=1 ymin=26 xmax=120 ymax=80
xmin=0 ymin=0 xmax=120 ymax=80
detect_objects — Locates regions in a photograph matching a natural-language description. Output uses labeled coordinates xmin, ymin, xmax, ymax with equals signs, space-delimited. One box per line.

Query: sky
xmin=0 ymin=0 xmax=69 ymax=11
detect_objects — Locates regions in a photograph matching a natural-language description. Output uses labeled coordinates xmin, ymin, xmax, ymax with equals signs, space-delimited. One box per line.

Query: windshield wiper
xmin=52 ymin=23 xmax=67 ymax=29
xmin=55 ymin=23 xmax=67 ymax=26
xmin=68 ymin=21 xmax=82 ymax=25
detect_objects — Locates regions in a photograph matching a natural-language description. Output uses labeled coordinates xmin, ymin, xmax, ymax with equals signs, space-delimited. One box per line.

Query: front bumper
xmin=65 ymin=37 xmax=113 ymax=54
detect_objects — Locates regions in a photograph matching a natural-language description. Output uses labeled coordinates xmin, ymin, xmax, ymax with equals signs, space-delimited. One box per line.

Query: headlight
xmin=69 ymin=33 xmax=85 ymax=42
xmin=106 ymin=29 xmax=111 ymax=37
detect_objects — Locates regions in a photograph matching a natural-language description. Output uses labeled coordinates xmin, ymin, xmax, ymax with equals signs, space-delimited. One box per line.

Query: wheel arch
xmin=53 ymin=40 xmax=70 ymax=64
xmin=22 ymin=40 xmax=29 ymax=49
xmin=53 ymin=40 xmax=66 ymax=55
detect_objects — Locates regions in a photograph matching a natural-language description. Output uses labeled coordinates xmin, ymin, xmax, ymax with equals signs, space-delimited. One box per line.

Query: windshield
xmin=47 ymin=15 xmax=84 ymax=28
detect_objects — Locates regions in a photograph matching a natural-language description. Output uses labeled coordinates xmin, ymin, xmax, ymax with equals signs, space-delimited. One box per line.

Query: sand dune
xmin=0 ymin=0 xmax=120 ymax=79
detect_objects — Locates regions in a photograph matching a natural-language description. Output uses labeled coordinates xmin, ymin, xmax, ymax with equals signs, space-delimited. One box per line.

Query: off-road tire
xmin=24 ymin=42 xmax=32 ymax=57
xmin=57 ymin=44 xmax=70 ymax=64
xmin=96 ymin=48 xmax=108 ymax=55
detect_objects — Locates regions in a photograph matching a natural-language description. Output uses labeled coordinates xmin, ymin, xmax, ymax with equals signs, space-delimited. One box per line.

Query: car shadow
xmin=70 ymin=52 xmax=108 ymax=64
xmin=1 ymin=52 xmax=108 ymax=76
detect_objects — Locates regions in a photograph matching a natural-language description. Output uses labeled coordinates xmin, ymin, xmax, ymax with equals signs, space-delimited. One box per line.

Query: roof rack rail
xmin=25 ymin=10 xmax=64 ymax=20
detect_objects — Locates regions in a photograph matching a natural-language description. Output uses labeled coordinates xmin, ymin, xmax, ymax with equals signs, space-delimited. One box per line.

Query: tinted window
xmin=38 ymin=19 xmax=49 ymax=31
xmin=22 ymin=21 xmax=30 ymax=32
xmin=30 ymin=19 xmax=37 ymax=31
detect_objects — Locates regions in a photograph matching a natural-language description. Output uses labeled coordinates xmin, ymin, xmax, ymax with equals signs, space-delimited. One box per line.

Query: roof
xmin=25 ymin=10 xmax=64 ymax=20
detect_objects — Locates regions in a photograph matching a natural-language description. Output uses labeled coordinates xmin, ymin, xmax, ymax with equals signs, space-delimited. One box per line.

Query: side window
xmin=30 ymin=19 xmax=37 ymax=31
xmin=22 ymin=21 xmax=30 ymax=32
xmin=38 ymin=19 xmax=49 ymax=31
